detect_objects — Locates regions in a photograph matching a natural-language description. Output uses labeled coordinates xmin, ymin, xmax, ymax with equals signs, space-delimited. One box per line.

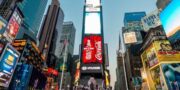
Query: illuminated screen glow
xmin=85 ymin=12 xmax=101 ymax=34
xmin=86 ymin=0 xmax=100 ymax=12
xmin=82 ymin=35 xmax=103 ymax=64
xmin=3 ymin=8 xmax=22 ymax=42
xmin=160 ymin=0 xmax=180 ymax=37
xmin=0 ymin=44 xmax=19 ymax=87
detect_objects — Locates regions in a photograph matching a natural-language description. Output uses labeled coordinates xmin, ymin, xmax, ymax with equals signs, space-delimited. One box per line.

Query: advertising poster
xmin=85 ymin=12 xmax=101 ymax=34
xmin=0 ymin=16 xmax=7 ymax=34
xmin=82 ymin=35 xmax=103 ymax=64
xmin=160 ymin=0 xmax=180 ymax=38
xmin=3 ymin=8 xmax=22 ymax=42
xmin=141 ymin=10 xmax=161 ymax=31
xmin=74 ymin=62 xmax=80 ymax=85
xmin=85 ymin=0 xmax=100 ymax=12
xmin=150 ymin=67 xmax=167 ymax=89
xmin=161 ymin=63 xmax=180 ymax=90
xmin=153 ymin=40 xmax=180 ymax=61
xmin=0 ymin=44 xmax=20 ymax=87
xmin=146 ymin=44 xmax=158 ymax=67
xmin=123 ymin=32 xmax=137 ymax=44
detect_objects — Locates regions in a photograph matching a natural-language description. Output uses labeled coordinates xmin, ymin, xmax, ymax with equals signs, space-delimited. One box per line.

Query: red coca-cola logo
xmin=82 ymin=36 xmax=103 ymax=64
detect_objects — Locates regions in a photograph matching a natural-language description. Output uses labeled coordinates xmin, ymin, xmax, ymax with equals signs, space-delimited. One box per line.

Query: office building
xmin=47 ymin=7 xmax=64 ymax=68
xmin=156 ymin=0 xmax=171 ymax=10
xmin=18 ymin=0 xmax=48 ymax=37
xmin=0 ymin=0 xmax=23 ymax=20
xmin=38 ymin=0 xmax=60 ymax=61
xmin=123 ymin=12 xmax=146 ymax=44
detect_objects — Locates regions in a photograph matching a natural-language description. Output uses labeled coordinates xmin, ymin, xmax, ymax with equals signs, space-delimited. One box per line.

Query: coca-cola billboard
xmin=82 ymin=35 xmax=103 ymax=64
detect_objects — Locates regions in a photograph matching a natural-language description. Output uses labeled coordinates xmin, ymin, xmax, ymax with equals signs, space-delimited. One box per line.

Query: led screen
xmin=82 ymin=35 xmax=102 ymax=63
xmin=85 ymin=12 xmax=101 ymax=34
xmin=3 ymin=8 xmax=22 ymax=42
xmin=160 ymin=0 xmax=180 ymax=38
xmin=86 ymin=0 xmax=100 ymax=12
xmin=0 ymin=44 xmax=20 ymax=87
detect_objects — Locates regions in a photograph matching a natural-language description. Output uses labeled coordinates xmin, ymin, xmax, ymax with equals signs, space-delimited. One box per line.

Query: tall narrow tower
xmin=80 ymin=0 xmax=105 ymax=89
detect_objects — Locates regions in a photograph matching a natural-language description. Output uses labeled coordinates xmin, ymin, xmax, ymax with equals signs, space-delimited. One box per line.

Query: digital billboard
xmin=85 ymin=12 xmax=101 ymax=34
xmin=160 ymin=0 xmax=180 ymax=38
xmin=161 ymin=63 xmax=180 ymax=90
xmin=3 ymin=8 xmax=22 ymax=42
xmin=0 ymin=44 xmax=20 ymax=87
xmin=153 ymin=40 xmax=180 ymax=61
xmin=82 ymin=35 xmax=103 ymax=64
xmin=141 ymin=10 xmax=161 ymax=31
xmin=85 ymin=0 xmax=100 ymax=12
xmin=0 ymin=16 xmax=7 ymax=34
xmin=81 ymin=64 xmax=102 ymax=74
xmin=123 ymin=32 xmax=137 ymax=44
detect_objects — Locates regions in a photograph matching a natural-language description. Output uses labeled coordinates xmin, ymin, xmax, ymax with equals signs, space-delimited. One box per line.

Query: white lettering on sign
xmin=82 ymin=66 xmax=101 ymax=71
xmin=84 ymin=40 xmax=94 ymax=60
xmin=95 ymin=41 xmax=102 ymax=61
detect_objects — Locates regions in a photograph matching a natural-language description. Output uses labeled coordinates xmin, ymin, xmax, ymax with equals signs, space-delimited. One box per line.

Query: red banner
xmin=47 ymin=68 xmax=58 ymax=76
xmin=82 ymin=35 xmax=103 ymax=64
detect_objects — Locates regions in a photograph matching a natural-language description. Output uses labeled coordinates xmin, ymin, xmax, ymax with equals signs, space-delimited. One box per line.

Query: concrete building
xmin=123 ymin=12 xmax=146 ymax=44
xmin=156 ymin=0 xmax=171 ymax=10
xmin=47 ymin=7 xmax=64 ymax=68
xmin=0 ymin=0 xmax=23 ymax=20
xmin=18 ymin=0 xmax=48 ymax=37
xmin=38 ymin=0 xmax=60 ymax=61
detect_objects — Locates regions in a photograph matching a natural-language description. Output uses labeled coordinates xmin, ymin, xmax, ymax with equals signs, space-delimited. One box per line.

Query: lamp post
xmin=59 ymin=34 xmax=69 ymax=90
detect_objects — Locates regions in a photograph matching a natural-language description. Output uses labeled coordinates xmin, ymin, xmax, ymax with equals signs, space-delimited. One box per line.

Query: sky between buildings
xmin=47 ymin=0 xmax=157 ymax=88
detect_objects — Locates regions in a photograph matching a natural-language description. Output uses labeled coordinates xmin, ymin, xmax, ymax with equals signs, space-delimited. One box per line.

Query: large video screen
xmin=86 ymin=0 xmax=100 ymax=12
xmin=0 ymin=44 xmax=20 ymax=87
xmin=82 ymin=35 xmax=103 ymax=64
xmin=85 ymin=12 xmax=101 ymax=34
xmin=161 ymin=63 xmax=180 ymax=90
xmin=160 ymin=0 xmax=180 ymax=38
xmin=3 ymin=8 xmax=22 ymax=42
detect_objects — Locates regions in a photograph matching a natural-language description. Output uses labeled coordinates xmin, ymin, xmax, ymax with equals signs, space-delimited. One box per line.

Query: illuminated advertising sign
xmin=81 ymin=64 xmax=102 ymax=74
xmin=0 ymin=44 xmax=20 ymax=87
xmin=3 ymin=8 xmax=22 ymax=42
xmin=82 ymin=35 xmax=102 ymax=63
xmin=161 ymin=63 xmax=180 ymax=90
xmin=160 ymin=0 xmax=180 ymax=38
xmin=141 ymin=10 xmax=161 ymax=31
xmin=0 ymin=16 xmax=7 ymax=33
xmin=85 ymin=12 xmax=101 ymax=34
xmin=123 ymin=32 xmax=137 ymax=44
xmin=85 ymin=0 xmax=100 ymax=12
xmin=150 ymin=66 xmax=167 ymax=89
xmin=146 ymin=44 xmax=158 ymax=67
xmin=74 ymin=62 xmax=80 ymax=85
xmin=153 ymin=40 xmax=180 ymax=61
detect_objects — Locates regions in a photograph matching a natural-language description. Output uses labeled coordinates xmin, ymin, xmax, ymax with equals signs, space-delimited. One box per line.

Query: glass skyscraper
xmin=18 ymin=0 xmax=48 ymax=37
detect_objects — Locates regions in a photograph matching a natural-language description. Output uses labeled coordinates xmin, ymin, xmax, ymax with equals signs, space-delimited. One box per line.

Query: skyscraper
xmin=58 ymin=22 xmax=76 ymax=90
xmin=47 ymin=7 xmax=64 ymax=68
xmin=38 ymin=0 xmax=60 ymax=61
xmin=156 ymin=0 xmax=171 ymax=10
xmin=18 ymin=0 xmax=48 ymax=37
xmin=0 ymin=0 xmax=23 ymax=20
xmin=123 ymin=12 xmax=146 ymax=44
xmin=79 ymin=0 xmax=107 ymax=89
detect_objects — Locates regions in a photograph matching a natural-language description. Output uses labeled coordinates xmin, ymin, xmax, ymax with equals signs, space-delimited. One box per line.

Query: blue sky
xmin=58 ymin=0 xmax=157 ymax=87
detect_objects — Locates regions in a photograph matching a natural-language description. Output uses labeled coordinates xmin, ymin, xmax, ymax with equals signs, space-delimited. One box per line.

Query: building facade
xmin=156 ymin=0 xmax=171 ymax=10
xmin=38 ymin=0 xmax=60 ymax=61
xmin=47 ymin=7 xmax=64 ymax=68
xmin=18 ymin=0 xmax=48 ymax=37
xmin=0 ymin=0 xmax=23 ymax=20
